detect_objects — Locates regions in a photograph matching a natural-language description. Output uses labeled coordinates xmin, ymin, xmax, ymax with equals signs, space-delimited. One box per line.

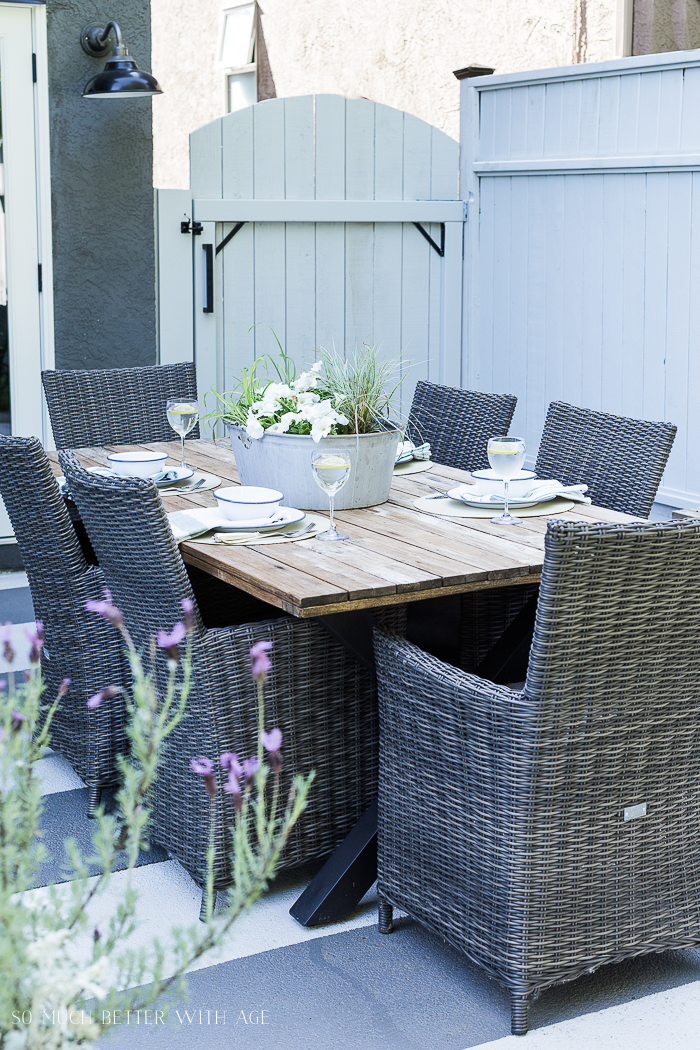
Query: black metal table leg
xmin=289 ymin=610 xmax=378 ymax=928
xmin=289 ymin=799 xmax=378 ymax=927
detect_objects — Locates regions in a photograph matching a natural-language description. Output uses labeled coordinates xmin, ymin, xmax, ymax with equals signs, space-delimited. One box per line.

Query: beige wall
xmin=152 ymin=0 xmax=620 ymax=190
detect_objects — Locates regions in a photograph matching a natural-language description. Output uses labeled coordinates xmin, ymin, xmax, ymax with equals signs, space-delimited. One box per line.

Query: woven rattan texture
xmin=42 ymin=363 xmax=200 ymax=449
xmin=0 ymin=437 xmax=126 ymax=792
xmin=376 ymin=517 xmax=700 ymax=1031
xmin=406 ymin=381 xmax=517 ymax=472
xmin=459 ymin=584 xmax=538 ymax=673
xmin=534 ymin=401 xmax=676 ymax=518
xmin=60 ymin=453 xmax=377 ymax=889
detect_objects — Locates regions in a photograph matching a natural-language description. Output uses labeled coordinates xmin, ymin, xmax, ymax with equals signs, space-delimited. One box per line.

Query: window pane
xmin=221 ymin=4 xmax=256 ymax=69
xmin=228 ymin=70 xmax=256 ymax=112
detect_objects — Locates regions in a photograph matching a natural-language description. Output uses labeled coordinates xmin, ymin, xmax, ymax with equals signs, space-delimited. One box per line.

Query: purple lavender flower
xmin=86 ymin=685 xmax=122 ymax=710
xmin=0 ymin=680 xmax=6 ymax=691
xmin=190 ymin=756 xmax=217 ymax=798
xmin=261 ymin=728 xmax=282 ymax=753
xmin=157 ymin=622 xmax=187 ymax=649
xmin=85 ymin=589 xmax=124 ymax=627
xmin=224 ymin=775 xmax=243 ymax=811
xmin=11 ymin=709 xmax=25 ymax=733
xmin=250 ymin=640 xmax=273 ymax=682
xmin=220 ymin=751 xmax=243 ymax=777
xmin=58 ymin=678 xmax=71 ymax=696
xmin=241 ymin=756 xmax=260 ymax=787
xmin=261 ymin=727 xmax=283 ymax=772
xmin=157 ymin=621 xmax=187 ymax=662
xmin=181 ymin=598 xmax=195 ymax=632
xmin=2 ymin=622 xmax=15 ymax=665
xmin=25 ymin=621 xmax=45 ymax=665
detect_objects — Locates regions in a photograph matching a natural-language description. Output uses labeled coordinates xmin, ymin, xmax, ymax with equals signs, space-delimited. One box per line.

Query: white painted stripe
xmin=469 ymin=978 xmax=700 ymax=1050
xmin=22 ymin=858 xmax=386 ymax=989
xmin=0 ymin=571 xmax=28 ymax=591
xmin=36 ymin=753 xmax=85 ymax=794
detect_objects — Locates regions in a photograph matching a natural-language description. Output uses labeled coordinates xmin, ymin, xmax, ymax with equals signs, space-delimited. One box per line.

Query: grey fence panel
xmin=462 ymin=51 xmax=700 ymax=507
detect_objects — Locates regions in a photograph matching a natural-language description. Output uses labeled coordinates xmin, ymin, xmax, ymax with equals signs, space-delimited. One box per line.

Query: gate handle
xmin=202 ymin=243 xmax=213 ymax=313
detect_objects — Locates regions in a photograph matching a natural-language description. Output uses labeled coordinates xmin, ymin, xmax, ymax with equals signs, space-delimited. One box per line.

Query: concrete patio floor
xmin=7 ymin=503 xmax=696 ymax=1049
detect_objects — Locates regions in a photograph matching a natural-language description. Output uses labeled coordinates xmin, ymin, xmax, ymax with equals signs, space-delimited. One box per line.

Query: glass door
xmin=0 ymin=3 xmax=52 ymax=539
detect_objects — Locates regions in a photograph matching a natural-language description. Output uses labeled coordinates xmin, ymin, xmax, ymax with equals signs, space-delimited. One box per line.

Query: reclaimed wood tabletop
xmin=48 ymin=439 xmax=637 ymax=619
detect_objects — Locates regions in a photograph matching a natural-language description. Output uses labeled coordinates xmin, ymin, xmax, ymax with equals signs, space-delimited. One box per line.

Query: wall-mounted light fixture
xmin=80 ymin=21 xmax=163 ymax=98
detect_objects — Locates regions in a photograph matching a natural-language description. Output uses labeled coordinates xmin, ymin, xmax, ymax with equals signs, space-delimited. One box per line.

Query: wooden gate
xmin=461 ymin=50 xmax=700 ymax=507
xmin=158 ymin=95 xmax=461 ymax=421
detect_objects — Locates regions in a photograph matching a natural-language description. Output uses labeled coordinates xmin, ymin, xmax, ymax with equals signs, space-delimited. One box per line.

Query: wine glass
xmin=311 ymin=450 xmax=351 ymax=541
xmin=487 ymin=435 xmax=526 ymax=525
xmin=166 ymin=398 xmax=199 ymax=469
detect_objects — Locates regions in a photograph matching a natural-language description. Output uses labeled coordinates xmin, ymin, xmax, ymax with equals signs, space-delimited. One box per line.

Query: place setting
xmin=413 ymin=435 xmax=591 ymax=522
xmin=166 ymin=448 xmax=355 ymax=547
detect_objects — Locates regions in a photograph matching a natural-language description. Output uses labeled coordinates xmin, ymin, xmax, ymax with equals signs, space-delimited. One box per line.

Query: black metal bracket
xmin=181 ymin=220 xmax=203 ymax=235
xmin=413 ymin=222 xmax=445 ymax=257
xmin=216 ymin=221 xmax=247 ymax=256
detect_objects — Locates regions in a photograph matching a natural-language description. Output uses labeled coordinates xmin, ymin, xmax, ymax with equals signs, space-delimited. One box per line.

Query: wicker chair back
xmin=42 ymin=362 xmax=200 ymax=448
xmin=534 ymin=400 xmax=676 ymax=517
xmin=376 ymin=516 xmax=700 ymax=1034
xmin=58 ymin=452 xmax=203 ymax=648
xmin=59 ymin=452 xmax=378 ymax=891
xmin=406 ymin=381 xmax=517 ymax=470
xmin=0 ymin=436 xmax=126 ymax=807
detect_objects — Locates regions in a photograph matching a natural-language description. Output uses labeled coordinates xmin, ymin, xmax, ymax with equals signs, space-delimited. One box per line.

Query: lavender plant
xmin=0 ymin=599 xmax=313 ymax=1048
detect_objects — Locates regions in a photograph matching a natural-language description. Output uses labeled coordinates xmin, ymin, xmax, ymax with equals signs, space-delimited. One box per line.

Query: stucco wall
xmin=47 ymin=0 xmax=156 ymax=369
xmin=151 ymin=0 xmax=617 ymax=190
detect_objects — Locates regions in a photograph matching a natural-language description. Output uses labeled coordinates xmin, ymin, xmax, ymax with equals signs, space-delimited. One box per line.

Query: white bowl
xmin=469 ymin=468 xmax=537 ymax=499
xmin=107 ymin=451 xmax=168 ymax=479
xmin=214 ymin=486 xmax=284 ymax=521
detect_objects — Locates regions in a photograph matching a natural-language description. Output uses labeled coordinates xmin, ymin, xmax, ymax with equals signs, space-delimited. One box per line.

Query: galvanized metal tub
xmin=225 ymin=424 xmax=401 ymax=510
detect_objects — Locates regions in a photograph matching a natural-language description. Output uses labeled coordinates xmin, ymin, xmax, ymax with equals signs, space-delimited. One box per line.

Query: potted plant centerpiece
xmin=210 ymin=345 xmax=403 ymax=511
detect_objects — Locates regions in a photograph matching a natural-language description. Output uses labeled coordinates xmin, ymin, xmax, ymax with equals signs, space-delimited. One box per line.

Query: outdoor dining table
xmin=48 ymin=438 xmax=638 ymax=924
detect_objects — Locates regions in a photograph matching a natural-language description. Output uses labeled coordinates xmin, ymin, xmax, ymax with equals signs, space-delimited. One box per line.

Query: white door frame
xmin=0 ymin=2 xmax=54 ymax=540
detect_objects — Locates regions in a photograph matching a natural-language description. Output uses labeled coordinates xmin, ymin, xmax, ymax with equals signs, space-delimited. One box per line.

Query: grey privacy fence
xmin=460 ymin=50 xmax=700 ymax=507
xmin=157 ymin=94 xmax=462 ymax=421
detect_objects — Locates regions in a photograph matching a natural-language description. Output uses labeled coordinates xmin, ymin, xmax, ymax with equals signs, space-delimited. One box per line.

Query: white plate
xmin=86 ymin=465 xmax=196 ymax=484
xmin=154 ymin=466 xmax=194 ymax=485
xmin=447 ymin=485 xmax=544 ymax=509
xmin=214 ymin=507 xmax=306 ymax=531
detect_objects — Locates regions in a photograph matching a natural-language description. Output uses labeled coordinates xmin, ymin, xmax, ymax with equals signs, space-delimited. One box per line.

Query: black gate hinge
xmin=32 ymin=53 xmax=37 ymax=83
xmin=181 ymin=220 xmax=203 ymax=235
xmin=37 ymin=264 xmax=42 ymax=293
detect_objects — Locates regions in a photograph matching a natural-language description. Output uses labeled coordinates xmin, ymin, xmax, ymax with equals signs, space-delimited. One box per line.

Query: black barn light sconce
xmin=80 ymin=21 xmax=163 ymax=98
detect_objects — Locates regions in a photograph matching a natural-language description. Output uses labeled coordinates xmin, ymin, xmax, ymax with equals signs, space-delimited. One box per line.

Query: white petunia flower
xmin=246 ymin=416 xmax=265 ymax=439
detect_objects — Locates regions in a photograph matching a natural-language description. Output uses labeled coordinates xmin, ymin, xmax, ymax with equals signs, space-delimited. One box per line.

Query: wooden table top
xmin=49 ymin=439 xmax=636 ymax=619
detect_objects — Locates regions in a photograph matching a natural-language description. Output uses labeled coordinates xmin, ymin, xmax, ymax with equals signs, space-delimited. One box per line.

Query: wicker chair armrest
xmin=374 ymin=628 xmax=533 ymax=726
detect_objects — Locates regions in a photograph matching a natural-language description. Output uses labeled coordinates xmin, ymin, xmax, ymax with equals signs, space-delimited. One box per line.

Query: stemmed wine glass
xmin=487 ymin=435 xmax=526 ymax=525
xmin=311 ymin=450 xmax=351 ymax=541
xmin=166 ymin=398 xmax=199 ymax=469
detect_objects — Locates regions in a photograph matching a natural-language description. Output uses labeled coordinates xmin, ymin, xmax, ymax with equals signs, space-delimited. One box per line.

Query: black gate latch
xmin=181 ymin=220 xmax=203 ymax=235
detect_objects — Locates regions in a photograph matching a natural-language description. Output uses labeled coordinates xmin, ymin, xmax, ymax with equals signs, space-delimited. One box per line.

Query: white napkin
xmin=395 ymin=440 xmax=432 ymax=464
xmin=168 ymin=507 xmax=290 ymax=542
xmin=460 ymin=481 xmax=590 ymax=506
xmin=168 ymin=507 xmax=226 ymax=541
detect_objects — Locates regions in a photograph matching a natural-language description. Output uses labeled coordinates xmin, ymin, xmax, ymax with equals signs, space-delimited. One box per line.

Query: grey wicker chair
xmin=459 ymin=402 xmax=677 ymax=674
xmin=535 ymin=400 xmax=676 ymax=518
xmin=42 ymin=362 xmax=200 ymax=449
xmin=59 ymin=451 xmax=379 ymax=908
xmin=0 ymin=437 xmax=126 ymax=814
xmin=406 ymin=380 xmax=517 ymax=471
xmin=376 ymin=516 xmax=700 ymax=1035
